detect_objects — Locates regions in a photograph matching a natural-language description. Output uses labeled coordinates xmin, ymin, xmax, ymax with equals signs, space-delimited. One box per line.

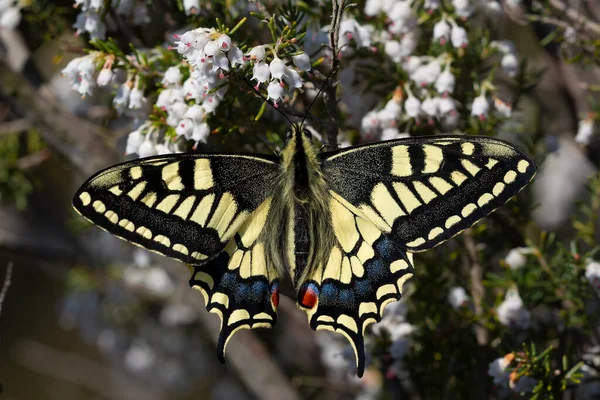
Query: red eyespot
xmin=298 ymin=283 xmax=319 ymax=309
xmin=271 ymin=285 xmax=279 ymax=307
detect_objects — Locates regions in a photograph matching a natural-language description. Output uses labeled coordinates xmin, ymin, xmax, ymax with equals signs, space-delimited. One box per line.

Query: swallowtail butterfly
xmin=73 ymin=128 xmax=536 ymax=376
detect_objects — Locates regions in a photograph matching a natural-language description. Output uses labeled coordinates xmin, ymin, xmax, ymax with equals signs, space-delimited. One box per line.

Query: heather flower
xmin=504 ymin=247 xmax=533 ymax=270
xmin=576 ymin=117 xmax=595 ymax=145
xmin=448 ymin=286 xmax=469 ymax=309
xmin=433 ymin=19 xmax=451 ymax=45
xmin=496 ymin=287 xmax=531 ymax=329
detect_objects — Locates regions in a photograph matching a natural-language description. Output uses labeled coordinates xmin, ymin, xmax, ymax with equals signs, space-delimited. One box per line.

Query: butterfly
xmin=73 ymin=127 xmax=536 ymax=377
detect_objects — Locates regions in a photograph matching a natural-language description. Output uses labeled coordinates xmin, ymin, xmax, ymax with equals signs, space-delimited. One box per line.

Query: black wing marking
xmin=320 ymin=135 xmax=536 ymax=252
xmin=73 ymin=153 xmax=280 ymax=264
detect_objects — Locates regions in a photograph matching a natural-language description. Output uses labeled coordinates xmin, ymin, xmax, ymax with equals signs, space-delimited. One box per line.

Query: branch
xmin=0 ymin=61 xmax=119 ymax=177
xmin=0 ymin=119 xmax=32 ymax=136
xmin=462 ymin=229 xmax=489 ymax=346
xmin=248 ymin=0 xmax=271 ymax=20
xmin=0 ymin=261 xmax=13 ymax=347
xmin=548 ymin=0 xmax=600 ymax=37
xmin=323 ymin=0 xmax=344 ymax=149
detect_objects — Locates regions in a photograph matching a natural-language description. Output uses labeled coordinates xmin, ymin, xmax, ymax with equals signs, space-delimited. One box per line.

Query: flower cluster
xmin=73 ymin=0 xmax=150 ymax=40
xmin=447 ymin=286 xmax=470 ymax=309
xmin=356 ymin=0 xmax=522 ymax=142
xmin=503 ymin=246 xmax=533 ymax=270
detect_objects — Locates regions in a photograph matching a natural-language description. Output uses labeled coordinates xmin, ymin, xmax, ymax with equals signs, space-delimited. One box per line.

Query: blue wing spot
xmin=374 ymin=237 xmax=394 ymax=259
xmin=337 ymin=288 xmax=356 ymax=307
xmin=318 ymin=283 xmax=337 ymax=306
xmin=250 ymin=280 xmax=268 ymax=301
xmin=354 ymin=279 xmax=373 ymax=297
xmin=365 ymin=258 xmax=387 ymax=281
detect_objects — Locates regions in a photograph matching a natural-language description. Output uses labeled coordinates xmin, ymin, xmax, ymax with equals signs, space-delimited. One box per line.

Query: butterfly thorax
xmin=262 ymin=127 xmax=336 ymax=289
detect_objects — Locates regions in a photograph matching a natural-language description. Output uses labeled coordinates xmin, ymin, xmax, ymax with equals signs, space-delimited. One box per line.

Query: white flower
xmin=438 ymin=97 xmax=456 ymax=115
xmin=128 ymin=87 xmax=146 ymax=109
xmin=228 ymin=46 xmax=245 ymax=67
xmin=137 ymin=138 xmax=157 ymax=157
xmin=448 ymin=286 xmax=469 ymax=309
xmin=421 ymin=96 xmax=439 ymax=118
xmin=496 ymin=287 xmax=531 ymax=329
xmin=361 ymin=110 xmax=380 ymax=137
xmin=267 ymin=81 xmax=284 ymax=103
xmin=283 ymin=68 xmax=303 ymax=89
xmin=585 ymin=259 xmax=600 ymax=296
xmin=404 ymin=92 xmax=421 ymax=118
xmin=433 ymin=19 xmax=451 ymax=44
xmin=388 ymin=1 xmax=417 ymax=35
xmin=125 ymin=129 xmax=145 ymax=155
xmin=293 ymin=52 xmax=311 ymax=71
xmin=113 ymin=83 xmax=131 ymax=113
xmin=576 ymin=117 xmax=595 ymax=145
xmin=163 ymin=66 xmax=182 ymax=86
xmin=425 ymin=0 xmax=441 ymax=9
xmin=411 ymin=60 xmax=441 ymax=87
xmin=564 ymin=27 xmax=577 ymax=44
xmin=247 ymin=45 xmax=266 ymax=62
xmin=488 ymin=357 xmax=511 ymax=387
xmin=125 ymin=340 xmax=155 ymax=372
xmin=338 ymin=18 xmax=372 ymax=48
xmin=494 ymin=97 xmax=513 ymax=118
xmin=192 ymin=122 xmax=210 ymax=146
xmin=511 ymin=376 xmax=538 ymax=393
xmin=160 ymin=304 xmax=197 ymax=326
xmin=453 ymin=0 xmax=474 ymax=18
xmin=365 ymin=0 xmax=383 ymax=16
xmin=132 ymin=248 xmax=151 ymax=268
xmin=471 ymin=91 xmax=489 ymax=120
xmin=378 ymin=98 xmax=402 ymax=126
xmin=435 ymin=63 xmax=455 ymax=94
xmin=0 ymin=6 xmax=21 ymax=29
xmin=269 ymin=57 xmax=288 ymax=80
xmin=504 ymin=247 xmax=532 ymax=270
xmin=501 ymin=53 xmax=519 ymax=77
xmin=97 ymin=68 xmax=114 ymax=86
xmin=217 ymin=34 xmax=232 ymax=51
xmin=252 ymin=62 xmax=270 ymax=84
xmin=183 ymin=0 xmax=200 ymax=15
xmin=203 ymin=40 xmax=219 ymax=57
xmin=381 ymin=127 xmax=409 ymax=141
xmin=450 ymin=23 xmax=468 ymax=48
xmin=384 ymin=40 xmax=404 ymax=63
xmin=402 ymin=56 xmax=422 ymax=74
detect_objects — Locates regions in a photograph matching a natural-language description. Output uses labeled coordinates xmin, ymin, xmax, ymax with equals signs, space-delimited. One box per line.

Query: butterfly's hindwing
xmin=321 ymin=136 xmax=536 ymax=252
xmin=73 ymin=154 xmax=280 ymax=264
xmin=189 ymin=197 xmax=280 ymax=359
xmin=298 ymin=193 xmax=414 ymax=376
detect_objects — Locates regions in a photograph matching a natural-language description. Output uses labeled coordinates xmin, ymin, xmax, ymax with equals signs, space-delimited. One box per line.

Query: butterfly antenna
xmin=300 ymin=59 xmax=340 ymax=128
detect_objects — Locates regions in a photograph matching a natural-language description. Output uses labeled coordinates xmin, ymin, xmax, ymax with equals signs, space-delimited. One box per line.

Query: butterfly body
xmin=73 ymin=128 xmax=536 ymax=376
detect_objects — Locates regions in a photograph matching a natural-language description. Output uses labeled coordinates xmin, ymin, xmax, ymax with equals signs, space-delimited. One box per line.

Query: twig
xmin=248 ymin=0 xmax=271 ymax=20
xmin=462 ymin=229 xmax=489 ymax=346
xmin=16 ymin=148 xmax=52 ymax=170
xmin=548 ymin=0 xmax=600 ymax=37
xmin=0 ymin=118 xmax=32 ymax=136
xmin=323 ymin=0 xmax=344 ymax=149
xmin=0 ymin=261 xmax=13 ymax=347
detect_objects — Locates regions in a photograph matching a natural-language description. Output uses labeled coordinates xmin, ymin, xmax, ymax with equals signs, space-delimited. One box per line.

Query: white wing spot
xmin=492 ymin=182 xmax=505 ymax=197
xmin=392 ymin=182 xmax=421 ymax=214
xmin=445 ymin=215 xmax=461 ymax=229
xmin=372 ymin=183 xmax=406 ymax=224
xmin=429 ymin=177 xmax=453 ymax=195
xmin=376 ymin=284 xmax=397 ymax=299
xmin=406 ymin=237 xmax=425 ymax=247
xmin=461 ymin=142 xmax=475 ymax=155
xmin=504 ymin=170 xmax=517 ymax=184
xmin=428 ymin=227 xmax=444 ymax=240
xmin=173 ymin=243 xmax=189 ymax=255
xmin=105 ymin=210 xmax=118 ymax=224
xmin=92 ymin=200 xmax=105 ymax=214
xmin=486 ymin=158 xmax=499 ymax=169
xmin=136 ymin=226 xmax=152 ymax=239
xmin=130 ymin=166 xmax=142 ymax=180
xmin=128 ymin=181 xmax=147 ymax=201
xmin=477 ymin=193 xmax=494 ymax=207
xmin=461 ymin=203 xmax=477 ymax=217
xmin=451 ymin=171 xmax=468 ymax=186
xmin=517 ymin=160 xmax=530 ymax=173
xmin=79 ymin=192 xmax=91 ymax=206
xmin=153 ymin=235 xmax=171 ymax=247
xmin=109 ymin=186 xmax=122 ymax=196
xmin=413 ymin=181 xmax=437 ymax=204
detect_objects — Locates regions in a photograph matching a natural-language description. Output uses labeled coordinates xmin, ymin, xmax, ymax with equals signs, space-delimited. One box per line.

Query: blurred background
xmin=1 ymin=0 xmax=600 ymax=399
